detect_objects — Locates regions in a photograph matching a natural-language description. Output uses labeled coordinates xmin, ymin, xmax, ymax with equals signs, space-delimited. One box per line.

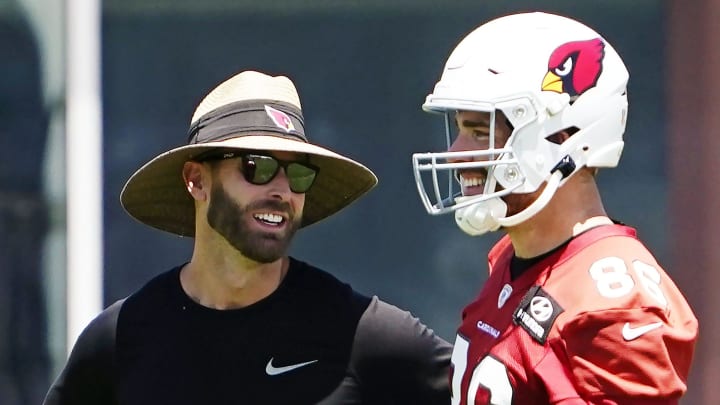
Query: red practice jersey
xmin=451 ymin=224 xmax=697 ymax=405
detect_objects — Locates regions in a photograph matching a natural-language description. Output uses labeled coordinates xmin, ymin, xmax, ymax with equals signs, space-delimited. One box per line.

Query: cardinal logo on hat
xmin=265 ymin=105 xmax=296 ymax=133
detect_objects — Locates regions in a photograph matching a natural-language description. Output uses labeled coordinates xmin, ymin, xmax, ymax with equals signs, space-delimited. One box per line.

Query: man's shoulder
xmin=78 ymin=298 xmax=125 ymax=345
xmin=288 ymin=257 xmax=371 ymax=304
xmin=553 ymin=226 xmax=664 ymax=283
xmin=286 ymin=257 xmax=370 ymax=319
xmin=102 ymin=265 xmax=185 ymax=333
xmin=289 ymin=257 xmax=349 ymax=284
xmin=545 ymin=226 xmax=688 ymax=320
xmin=123 ymin=265 xmax=183 ymax=306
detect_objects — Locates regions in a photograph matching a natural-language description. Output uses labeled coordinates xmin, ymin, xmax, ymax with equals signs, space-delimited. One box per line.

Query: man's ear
xmin=183 ymin=161 xmax=209 ymax=201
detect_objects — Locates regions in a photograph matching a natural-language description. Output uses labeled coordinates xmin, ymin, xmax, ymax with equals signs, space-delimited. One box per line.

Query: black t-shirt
xmin=43 ymin=257 xmax=451 ymax=404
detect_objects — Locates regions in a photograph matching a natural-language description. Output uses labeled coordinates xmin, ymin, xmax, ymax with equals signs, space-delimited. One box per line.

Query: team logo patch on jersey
xmin=265 ymin=104 xmax=296 ymax=133
xmin=498 ymin=283 xmax=513 ymax=308
xmin=512 ymin=285 xmax=563 ymax=344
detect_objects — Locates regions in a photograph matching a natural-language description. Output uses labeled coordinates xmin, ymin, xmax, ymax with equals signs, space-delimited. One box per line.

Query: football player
xmin=412 ymin=11 xmax=698 ymax=405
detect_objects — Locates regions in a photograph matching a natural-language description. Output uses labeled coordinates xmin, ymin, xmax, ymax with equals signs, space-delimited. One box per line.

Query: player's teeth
xmin=254 ymin=213 xmax=282 ymax=223
xmin=460 ymin=175 xmax=484 ymax=188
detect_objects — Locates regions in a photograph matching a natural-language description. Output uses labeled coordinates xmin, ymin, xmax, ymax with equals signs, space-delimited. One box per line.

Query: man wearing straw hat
xmin=44 ymin=71 xmax=451 ymax=404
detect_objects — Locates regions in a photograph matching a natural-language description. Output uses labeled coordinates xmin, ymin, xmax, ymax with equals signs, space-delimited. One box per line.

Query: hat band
xmin=187 ymin=100 xmax=307 ymax=144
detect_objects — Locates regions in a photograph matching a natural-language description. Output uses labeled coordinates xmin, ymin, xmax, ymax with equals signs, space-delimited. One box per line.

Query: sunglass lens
xmin=243 ymin=155 xmax=279 ymax=185
xmin=242 ymin=154 xmax=317 ymax=193
xmin=287 ymin=163 xmax=318 ymax=193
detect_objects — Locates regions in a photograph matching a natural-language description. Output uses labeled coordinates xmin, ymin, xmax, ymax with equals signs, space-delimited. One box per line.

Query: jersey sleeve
xmin=536 ymin=234 xmax=698 ymax=403
xmin=534 ymin=342 xmax=683 ymax=405
xmin=349 ymin=296 xmax=452 ymax=404
xmin=556 ymin=306 xmax=695 ymax=403
xmin=42 ymin=299 xmax=124 ymax=405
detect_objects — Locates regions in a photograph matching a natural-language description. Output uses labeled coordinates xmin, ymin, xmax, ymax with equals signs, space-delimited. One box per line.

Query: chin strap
xmin=454 ymin=197 xmax=507 ymax=236
xmin=495 ymin=169 xmax=564 ymax=228
xmin=455 ymin=156 xmax=576 ymax=236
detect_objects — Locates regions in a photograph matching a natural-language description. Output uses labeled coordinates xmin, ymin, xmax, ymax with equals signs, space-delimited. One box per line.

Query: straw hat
xmin=120 ymin=70 xmax=378 ymax=237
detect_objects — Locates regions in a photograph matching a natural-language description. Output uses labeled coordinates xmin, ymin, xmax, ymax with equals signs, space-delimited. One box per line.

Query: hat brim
xmin=120 ymin=135 xmax=378 ymax=236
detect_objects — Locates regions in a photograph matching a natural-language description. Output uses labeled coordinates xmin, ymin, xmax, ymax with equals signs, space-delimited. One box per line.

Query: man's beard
xmin=206 ymin=183 xmax=301 ymax=263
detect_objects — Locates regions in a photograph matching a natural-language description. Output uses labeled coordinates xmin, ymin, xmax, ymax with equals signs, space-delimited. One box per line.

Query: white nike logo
xmin=265 ymin=357 xmax=318 ymax=376
xmin=622 ymin=322 xmax=663 ymax=341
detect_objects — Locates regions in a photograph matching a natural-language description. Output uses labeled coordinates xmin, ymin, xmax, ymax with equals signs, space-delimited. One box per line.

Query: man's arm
xmin=349 ymin=297 xmax=452 ymax=404
xmin=43 ymin=299 xmax=123 ymax=405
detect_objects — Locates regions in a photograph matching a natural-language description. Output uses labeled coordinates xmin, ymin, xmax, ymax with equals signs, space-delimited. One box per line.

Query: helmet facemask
xmin=413 ymin=99 xmax=573 ymax=236
xmin=412 ymin=107 xmax=522 ymax=215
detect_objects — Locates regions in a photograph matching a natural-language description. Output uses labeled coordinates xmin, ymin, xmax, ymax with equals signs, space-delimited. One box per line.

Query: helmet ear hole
xmin=504 ymin=117 xmax=515 ymax=132
xmin=545 ymin=126 xmax=580 ymax=145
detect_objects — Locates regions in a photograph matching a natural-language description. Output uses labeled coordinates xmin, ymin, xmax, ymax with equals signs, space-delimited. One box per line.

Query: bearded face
xmin=206 ymin=181 xmax=301 ymax=263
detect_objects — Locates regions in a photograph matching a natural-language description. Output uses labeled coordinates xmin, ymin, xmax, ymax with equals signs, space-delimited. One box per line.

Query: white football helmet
xmin=412 ymin=12 xmax=629 ymax=236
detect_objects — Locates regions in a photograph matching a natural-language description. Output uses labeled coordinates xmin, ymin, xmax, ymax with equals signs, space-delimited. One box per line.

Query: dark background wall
xmin=3 ymin=1 xmax=711 ymax=403
xmin=0 ymin=13 xmax=50 ymax=405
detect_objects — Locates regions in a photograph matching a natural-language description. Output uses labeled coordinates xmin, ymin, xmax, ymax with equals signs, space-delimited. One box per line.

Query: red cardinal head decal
xmin=265 ymin=105 xmax=296 ymax=133
xmin=541 ymin=38 xmax=605 ymax=97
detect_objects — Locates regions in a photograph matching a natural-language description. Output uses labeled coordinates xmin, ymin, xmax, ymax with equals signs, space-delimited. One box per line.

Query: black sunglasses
xmin=197 ymin=151 xmax=319 ymax=193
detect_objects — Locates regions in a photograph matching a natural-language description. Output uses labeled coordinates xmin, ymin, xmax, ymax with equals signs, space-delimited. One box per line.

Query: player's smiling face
xmin=448 ymin=110 xmax=513 ymax=197
xmin=206 ymin=151 xmax=305 ymax=263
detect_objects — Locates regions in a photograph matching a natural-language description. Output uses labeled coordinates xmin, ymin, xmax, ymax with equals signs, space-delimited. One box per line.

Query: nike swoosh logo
xmin=622 ymin=322 xmax=663 ymax=341
xmin=265 ymin=357 xmax=318 ymax=376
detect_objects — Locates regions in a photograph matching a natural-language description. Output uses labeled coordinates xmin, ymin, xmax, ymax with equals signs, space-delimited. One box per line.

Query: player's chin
xmin=503 ymin=190 xmax=541 ymax=216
